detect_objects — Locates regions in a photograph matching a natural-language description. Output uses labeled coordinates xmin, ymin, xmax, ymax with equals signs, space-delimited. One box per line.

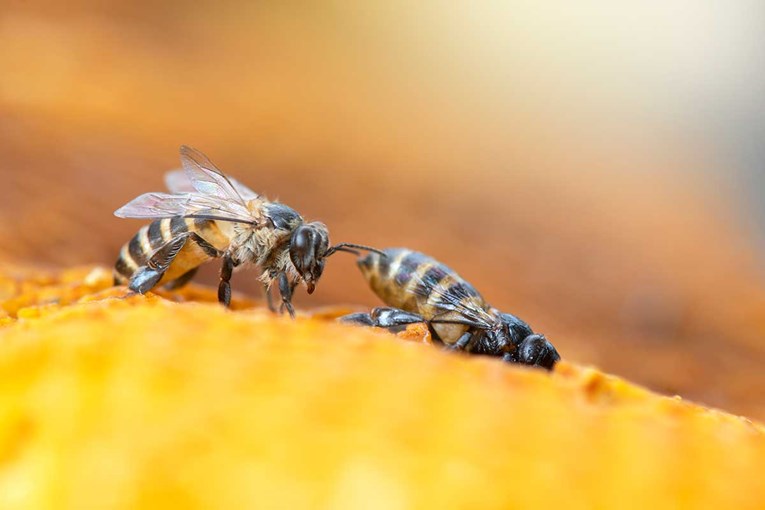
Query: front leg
xmin=218 ymin=254 xmax=235 ymax=307
xmin=340 ymin=307 xmax=426 ymax=333
xmin=263 ymin=283 xmax=277 ymax=313
xmin=278 ymin=273 xmax=297 ymax=319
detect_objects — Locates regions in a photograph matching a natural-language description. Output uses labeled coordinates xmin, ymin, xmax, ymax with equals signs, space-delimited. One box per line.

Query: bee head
xmin=517 ymin=334 xmax=560 ymax=370
xmin=493 ymin=313 xmax=559 ymax=370
xmin=289 ymin=222 xmax=330 ymax=294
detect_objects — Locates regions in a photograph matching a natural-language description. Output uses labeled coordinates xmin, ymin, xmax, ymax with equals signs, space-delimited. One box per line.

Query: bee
xmin=114 ymin=145 xmax=380 ymax=315
xmin=341 ymin=248 xmax=560 ymax=370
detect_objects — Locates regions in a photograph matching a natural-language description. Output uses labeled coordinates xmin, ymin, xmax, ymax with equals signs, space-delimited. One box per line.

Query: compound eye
xmin=290 ymin=226 xmax=316 ymax=272
xmin=293 ymin=227 xmax=311 ymax=251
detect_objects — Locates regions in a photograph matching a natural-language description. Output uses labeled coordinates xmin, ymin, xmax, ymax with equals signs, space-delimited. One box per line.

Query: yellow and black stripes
xmin=147 ymin=220 xmax=167 ymax=251
xmin=353 ymin=248 xmax=561 ymax=367
xmin=114 ymin=217 xmax=221 ymax=285
xmin=358 ymin=248 xmax=486 ymax=319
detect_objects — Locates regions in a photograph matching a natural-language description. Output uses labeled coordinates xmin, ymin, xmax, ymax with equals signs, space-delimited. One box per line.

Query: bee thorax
xmin=258 ymin=246 xmax=301 ymax=288
xmin=229 ymin=224 xmax=285 ymax=266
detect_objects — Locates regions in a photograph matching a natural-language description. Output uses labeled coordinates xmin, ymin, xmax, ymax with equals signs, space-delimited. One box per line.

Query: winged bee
xmin=341 ymin=248 xmax=560 ymax=370
xmin=114 ymin=145 xmax=380 ymax=314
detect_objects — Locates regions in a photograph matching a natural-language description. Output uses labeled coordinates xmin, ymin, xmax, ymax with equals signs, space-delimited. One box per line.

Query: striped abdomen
xmin=357 ymin=248 xmax=488 ymax=344
xmin=114 ymin=217 xmax=228 ymax=287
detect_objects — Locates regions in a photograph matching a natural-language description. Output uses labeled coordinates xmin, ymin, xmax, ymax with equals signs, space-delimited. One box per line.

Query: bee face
xmin=289 ymin=222 xmax=330 ymax=294
xmin=497 ymin=313 xmax=559 ymax=368
xmin=517 ymin=334 xmax=560 ymax=369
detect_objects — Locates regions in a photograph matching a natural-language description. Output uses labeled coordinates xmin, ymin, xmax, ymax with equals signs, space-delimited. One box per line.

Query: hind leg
xmin=129 ymin=267 xmax=165 ymax=294
xmin=340 ymin=307 xmax=426 ymax=332
xmin=129 ymin=235 xmax=188 ymax=295
xmin=341 ymin=308 xmax=478 ymax=356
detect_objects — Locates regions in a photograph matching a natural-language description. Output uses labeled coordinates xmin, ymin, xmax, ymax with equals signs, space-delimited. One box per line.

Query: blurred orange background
xmin=1 ymin=1 xmax=764 ymax=419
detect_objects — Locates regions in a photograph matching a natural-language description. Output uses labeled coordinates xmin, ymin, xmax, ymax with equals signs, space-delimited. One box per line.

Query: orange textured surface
xmin=0 ymin=267 xmax=764 ymax=509
xmin=2 ymin=1 xmax=764 ymax=426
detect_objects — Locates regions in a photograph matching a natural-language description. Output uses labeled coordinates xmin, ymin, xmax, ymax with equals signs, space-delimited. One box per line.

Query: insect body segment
xmin=343 ymin=248 xmax=560 ymax=370
xmin=114 ymin=217 xmax=224 ymax=290
xmin=114 ymin=145 xmax=379 ymax=313
xmin=358 ymin=248 xmax=489 ymax=343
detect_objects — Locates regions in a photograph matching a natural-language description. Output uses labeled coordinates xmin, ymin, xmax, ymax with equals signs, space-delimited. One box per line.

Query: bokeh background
xmin=2 ymin=1 xmax=764 ymax=419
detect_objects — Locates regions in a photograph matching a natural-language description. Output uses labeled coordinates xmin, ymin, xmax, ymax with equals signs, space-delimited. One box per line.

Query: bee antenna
xmin=326 ymin=243 xmax=386 ymax=257
xmin=330 ymin=246 xmax=360 ymax=256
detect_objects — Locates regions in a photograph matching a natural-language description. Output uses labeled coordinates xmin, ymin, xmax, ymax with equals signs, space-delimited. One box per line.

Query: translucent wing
xmin=179 ymin=145 xmax=256 ymax=205
xmin=163 ymin=169 xmax=196 ymax=194
xmin=114 ymin=192 xmax=261 ymax=224
xmin=409 ymin=271 xmax=495 ymax=329
xmin=165 ymin=168 xmax=260 ymax=201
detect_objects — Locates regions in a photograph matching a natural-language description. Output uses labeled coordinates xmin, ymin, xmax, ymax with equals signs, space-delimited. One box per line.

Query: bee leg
xmin=443 ymin=331 xmax=475 ymax=352
xmin=278 ymin=273 xmax=297 ymax=319
xmin=338 ymin=313 xmax=376 ymax=326
xmin=218 ymin=255 xmax=235 ymax=307
xmin=129 ymin=267 xmax=165 ymax=295
xmin=263 ymin=284 xmax=278 ymax=313
xmin=129 ymin=235 xmax=187 ymax=295
xmin=163 ymin=267 xmax=199 ymax=290
xmin=338 ymin=307 xmax=425 ymax=333
xmin=370 ymin=307 xmax=425 ymax=329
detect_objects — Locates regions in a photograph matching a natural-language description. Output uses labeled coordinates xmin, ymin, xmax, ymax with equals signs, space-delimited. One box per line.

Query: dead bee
xmin=341 ymin=248 xmax=560 ymax=370
xmin=114 ymin=145 xmax=379 ymax=314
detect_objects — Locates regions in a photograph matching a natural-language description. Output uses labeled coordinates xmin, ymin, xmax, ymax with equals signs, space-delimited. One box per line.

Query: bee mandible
xmin=341 ymin=248 xmax=560 ymax=370
xmin=114 ymin=145 xmax=379 ymax=314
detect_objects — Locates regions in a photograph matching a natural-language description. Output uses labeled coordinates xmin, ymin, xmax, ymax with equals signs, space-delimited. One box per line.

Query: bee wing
xmin=409 ymin=272 xmax=495 ymax=329
xmin=165 ymin=169 xmax=261 ymax=202
xmin=163 ymin=169 xmax=196 ymax=194
xmin=114 ymin=192 xmax=263 ymax=225
xmin=179 ymin=145 xmax=260 ymax=204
